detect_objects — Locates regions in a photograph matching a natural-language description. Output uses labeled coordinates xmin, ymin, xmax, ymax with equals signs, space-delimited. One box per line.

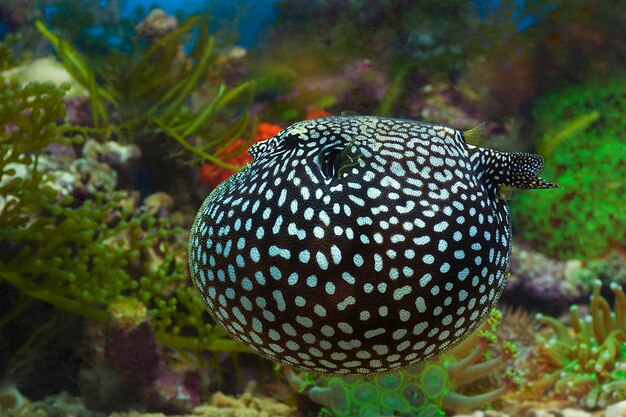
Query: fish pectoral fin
xmin=498 ymin=173 xmax=560 ymax=192
xmin=503 ymin=152 xmax=560 ymax=189
xmin=473 ymin=149 xmax=560 ymax=190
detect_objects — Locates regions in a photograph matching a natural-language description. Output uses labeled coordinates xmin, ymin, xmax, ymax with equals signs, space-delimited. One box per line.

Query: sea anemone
xmin=531 ymin=280 xmax=626 ymax=409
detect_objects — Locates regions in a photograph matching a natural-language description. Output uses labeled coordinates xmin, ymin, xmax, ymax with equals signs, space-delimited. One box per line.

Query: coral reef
xmin=568 ymin=253 xmax=626 ymax=290
xmin=78 ymin=297 xmax=203 ymax=413
xmin=0 ymin=381 xmax=297 ymax=417
xmin=284 ymin=310 xmax=520 ymax=417
xmin=530 ymin=281 xmax=626 ymax=409
xmin=35 ymin=15 xmax=256 ymax=195
xmin=513 ymin=77 xmax=626 ymax=260
xmin=135 ymin=8 xmax=179 ymax=40
xmin=0 ymin=37 xmax=245 ymax=408
xmin=1 ymin=4 xmax=623 ymax=417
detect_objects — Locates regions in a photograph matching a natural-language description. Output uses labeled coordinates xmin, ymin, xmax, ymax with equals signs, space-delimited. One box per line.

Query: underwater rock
xmin=0 ymin=384 xmax=26 ymax=414
xmin=148 ymin=369 xmax=202 ymax=415
xmin=78 ymin=363 xmax=139 ymax=413
xmin=0 ymin=0 xmax=39 ymax=30
xmin=64 ymin=96 xmax=94 ymax=127
xmin=143 ymin=192 xmax=174 ymax=217
xmin=605 ymin=401 xmax=626 ymax=417
xmin=81 ymin=139 xmax=141 ymax=191
xmin=106 ymin=382 xmax=296 ymax=417
xmin=193 ymin=381 xmax=296 ymax=417
xmin=409 ymin=82 xmax=482 ymax=131
xmin=82 ymin=139 xmax=141 ymax=168
xmin=80 ymin=298 xmax=203 ymax=414
xmin=503 ymin=242 xmax=586 ymax=315
xmin=135 ymin=8 xmax=178 ymax=39
xmin=105 ymin=298 xmax=162 ymax=387
xmin=0 ymin=56 xmax=85 ymax=97
xmin=215 ymin=46 xmax=248 ymax=87
xmin=334 ymin=60 xmax=388 ymax=114
xmin=0 ymin=140 xmax=119 ymax=199
xmin=10 ymin=138 xmax=135 ymax=198
xmin=568 ymin=252 xmax=626 ymax=289
xmin=134 ymin=8 xmax=190 ymax=81
xmin=105 ymin=299 xmax=202 ymax=413
xmin=21 ymin=391 xmax=92 ymax=417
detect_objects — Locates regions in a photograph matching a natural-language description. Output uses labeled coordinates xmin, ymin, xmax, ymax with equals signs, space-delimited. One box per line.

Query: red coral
xmin=305 ymin=108 xmax=332 ymax=120
xmin=256 ymin=122 xmax=283 ymax=139
xmin=199 ymin=122 xmax=283 ymax=189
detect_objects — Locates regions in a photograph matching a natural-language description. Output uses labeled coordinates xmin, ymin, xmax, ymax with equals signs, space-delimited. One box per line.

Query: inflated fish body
xmin=189 ymin=115 xmax=556 ymax=375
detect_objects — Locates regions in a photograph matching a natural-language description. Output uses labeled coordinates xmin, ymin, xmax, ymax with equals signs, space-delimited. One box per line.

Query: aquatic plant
xmin=0 ymin=34 xmax=22 ymax=70
xmin=512 ymin=77 xmax=626 ymax=260
xmin=0 ymin=62 xmax=242 ymax=356
xmin=532 ymin=280 xmax=626 ymax=409
xmin=284 ymin=309 xmax=520 ymax=417
xmin=35 ymin=15 xmax=256 ymax=193
xmin=42 ymin=0 xmax=132 ymax=55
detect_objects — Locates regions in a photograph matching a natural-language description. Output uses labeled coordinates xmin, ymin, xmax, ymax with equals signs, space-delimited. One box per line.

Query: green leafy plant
xmin=0 ymin=40 xmax=244 ymax=355
xmin=36 ymin=18 xmax=255 ymax=171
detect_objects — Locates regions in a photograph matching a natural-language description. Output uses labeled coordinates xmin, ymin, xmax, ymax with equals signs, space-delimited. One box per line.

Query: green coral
xmin=512 ymin=77 xmax=626 ymax=260
xmin=0 ymin=43 xmax=243 ymax=355
xmin=284 ymin=309 xmax=520 ymax=417
xmin=533 ymin=280 xmax=626 ymax=409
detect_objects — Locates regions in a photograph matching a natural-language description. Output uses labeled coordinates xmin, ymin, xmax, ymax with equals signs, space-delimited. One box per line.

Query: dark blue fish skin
xmin=189 ymin=115 xmax=557 ymax=375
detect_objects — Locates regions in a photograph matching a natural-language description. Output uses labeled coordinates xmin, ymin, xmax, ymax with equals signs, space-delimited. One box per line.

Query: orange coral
xmin=199 ymin=122 xmax=283 ymax=189
xmin=305 ymin=109 xmax=332 ymax=120
xmin=256 ymin=122 xmax=283 ymax=139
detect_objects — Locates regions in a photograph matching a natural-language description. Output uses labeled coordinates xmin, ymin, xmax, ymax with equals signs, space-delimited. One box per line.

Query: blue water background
xmin=0 ymin=0 xmax=544 ymax=49
xmin=121 ymin=0 xmax=277 ymax=47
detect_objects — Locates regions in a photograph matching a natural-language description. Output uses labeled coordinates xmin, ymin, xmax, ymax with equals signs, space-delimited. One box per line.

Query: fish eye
xmin=317 ymin=147 xmax=343 ymax=180
xmin=282 ymin=133 xmax=300 ymax=149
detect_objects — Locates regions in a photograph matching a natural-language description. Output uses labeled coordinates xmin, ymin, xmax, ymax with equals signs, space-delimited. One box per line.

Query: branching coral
xmin=532 ymin=280 xmax=626 ymax=409
xmin=284 ymin=309 xmax=520 ymax=417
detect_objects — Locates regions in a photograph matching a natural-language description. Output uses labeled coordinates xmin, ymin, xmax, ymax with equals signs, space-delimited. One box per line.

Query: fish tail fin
xmin=470 ymin=147 xmax=560 ymax=190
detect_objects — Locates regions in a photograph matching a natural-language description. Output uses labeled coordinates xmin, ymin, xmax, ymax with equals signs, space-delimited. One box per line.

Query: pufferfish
xmin=189 ymin=115 xmax=557 ymax=376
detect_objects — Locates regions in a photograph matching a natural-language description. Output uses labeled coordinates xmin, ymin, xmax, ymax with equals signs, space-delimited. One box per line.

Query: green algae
xmin=513 ymin=77 xmax=626 ymax=260
xmin=0 ymin=37 xmax=244 ymax=356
